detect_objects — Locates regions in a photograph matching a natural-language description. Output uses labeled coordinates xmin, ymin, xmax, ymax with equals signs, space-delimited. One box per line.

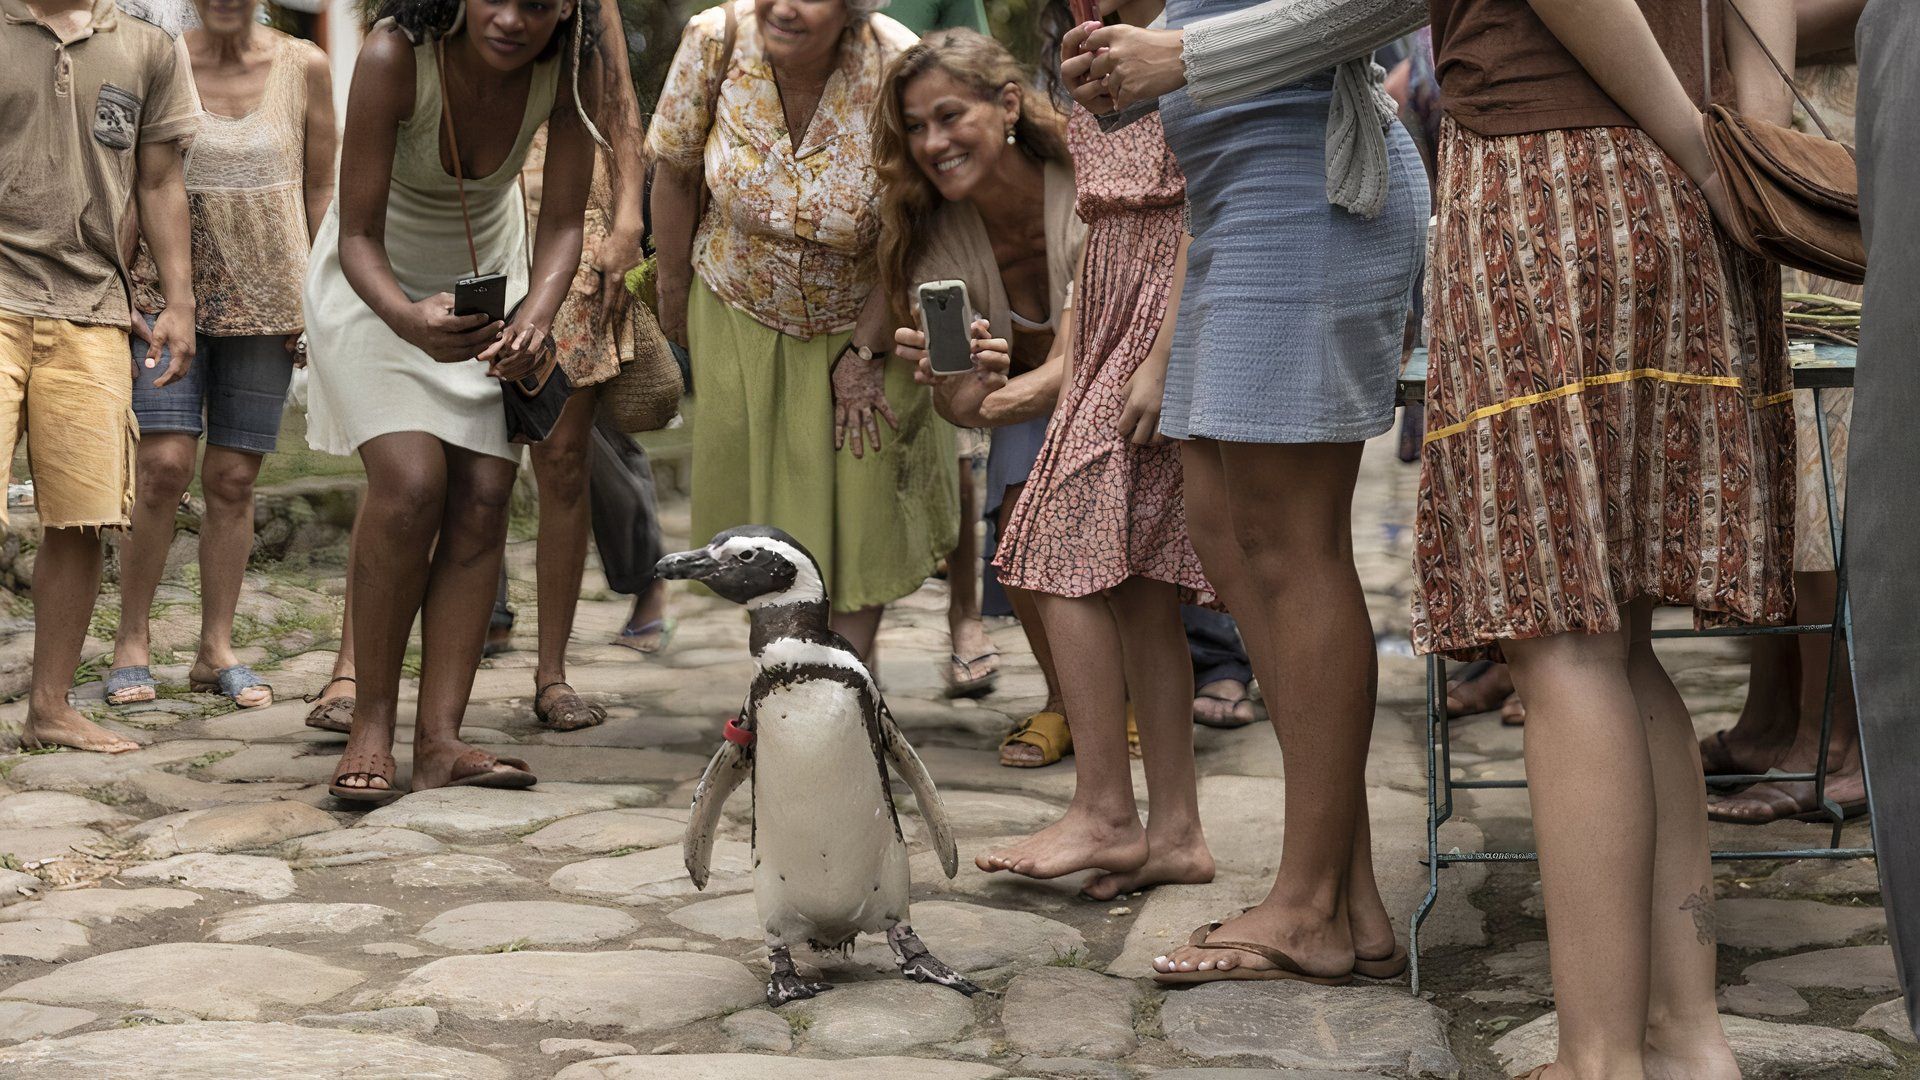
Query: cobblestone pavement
xmin=0 ymin=436 xmax=1905 ymax=1079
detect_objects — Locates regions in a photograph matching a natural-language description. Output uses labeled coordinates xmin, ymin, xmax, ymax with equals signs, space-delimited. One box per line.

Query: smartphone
xmin=454 ymin=272 xmax=508 ymax=325
xmin=918 ymin=280 xmax=975 ymax=377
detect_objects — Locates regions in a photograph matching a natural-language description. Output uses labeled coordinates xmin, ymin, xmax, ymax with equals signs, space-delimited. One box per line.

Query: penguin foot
xmin=888 ymin=924 xmax=987 ymax=997
xmin=766 ymin=972 xmax=832 ymax=1007
xmin=767 ymin=945 xmax=831 ymax=1006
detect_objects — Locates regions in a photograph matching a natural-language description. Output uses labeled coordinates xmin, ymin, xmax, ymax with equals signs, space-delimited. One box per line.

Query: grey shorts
xmin=130 ymin=316 xmax=295 ymax=454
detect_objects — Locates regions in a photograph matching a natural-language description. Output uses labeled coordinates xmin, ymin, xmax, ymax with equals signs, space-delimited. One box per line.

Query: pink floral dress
xmin=994 ymin=108 xmax=1214 ymax=604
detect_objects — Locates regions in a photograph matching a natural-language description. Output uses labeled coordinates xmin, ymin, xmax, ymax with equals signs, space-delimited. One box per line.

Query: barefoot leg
xmin=976 ymin=589 xmax=1147 ymax=880
xmin=189 ymin=445 xmax=271 ymax=707
xmin=112 ymin=434 xmax=196 ymax=684
xmin=1085 ymin=577 xmax=1214 ymax=901
xmin=25 ymin=527 xmax=138 ymax=754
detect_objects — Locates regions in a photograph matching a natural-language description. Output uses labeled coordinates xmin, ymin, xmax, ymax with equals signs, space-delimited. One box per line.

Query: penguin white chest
xmin=751 ymin=678 xmax=910 ymax=946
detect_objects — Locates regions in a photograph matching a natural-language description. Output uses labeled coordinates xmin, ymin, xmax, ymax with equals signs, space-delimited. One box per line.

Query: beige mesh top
xmin=135 ymin=29 xmax=312 ymax=335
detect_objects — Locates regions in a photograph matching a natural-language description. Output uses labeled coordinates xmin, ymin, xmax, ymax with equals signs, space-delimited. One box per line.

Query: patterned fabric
xmin=646 ymin=1 xmax=915 ymax=339
xmin=135 ymin=30 xmax=314 ymax=335
xmin=522 ymin=128 xmax=624 ymax=388
xmin=1412 ymin=119 xmax=1795 ymax=659
xmin=995 ymin=109 xmax=1214 ymax=605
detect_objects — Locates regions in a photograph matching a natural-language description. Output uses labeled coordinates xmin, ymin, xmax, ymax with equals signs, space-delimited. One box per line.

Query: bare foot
xmin=24 ymin=705 xmax=139 ymax=754
xmin=1445 ymin=661 xmax=1514 ymax=716
xmin=1151 ymin=901 xmax=1352 ymax=980
xmin=1499 ymin=692 xmax=1526 ymax=726
xmin=1082 ymin=825 xmax=1215 ymax=900
xmin=1645 ymin=1024 xmax=1740 ymax=1080
xmin=1193 ymin=679 xmax=1260 ymax=728
xmin=975 ymin=810 xmax=1147 ymax=879
xmin=949 ymin=615 xmax=995 ymax=664
xmin=1709 ymin=765 xmax=1867 ymax=824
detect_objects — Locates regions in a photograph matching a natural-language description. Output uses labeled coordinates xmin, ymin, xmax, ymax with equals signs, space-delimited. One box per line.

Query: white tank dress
xmin=302 ymin=27 xmax=557 ymax=462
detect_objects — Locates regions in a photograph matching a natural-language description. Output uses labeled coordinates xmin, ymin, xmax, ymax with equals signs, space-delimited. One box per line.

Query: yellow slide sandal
xmin=1000 ymin=711 xmax=1072 ymax=768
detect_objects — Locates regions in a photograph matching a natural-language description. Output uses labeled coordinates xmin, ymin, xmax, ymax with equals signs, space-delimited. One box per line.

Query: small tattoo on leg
xmin=1680 ymin=886 xmax=1716 ymax=946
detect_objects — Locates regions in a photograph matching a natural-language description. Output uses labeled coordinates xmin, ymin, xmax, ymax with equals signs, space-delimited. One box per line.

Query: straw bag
xmin=1700 ymin=0 xmax=1864 ymax=283
xmin=596 ymin=298 xmax=683 ymax=432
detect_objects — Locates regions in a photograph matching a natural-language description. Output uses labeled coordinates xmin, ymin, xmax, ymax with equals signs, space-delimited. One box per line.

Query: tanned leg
xmin=529 ymin=388 xmax=598 ymax=722
xmin=1711 ymin=570 xmax=1865 ymax=820
xmin=1153 ymin=441 xmax=1376 ymax=980
xmin=25 ymin=527 xmax=138 ymax=753
xmin=332 ymin=433 xmax=446 ymax=793
xmin=111 ymin=433 xmax=197 ymax=680
xmin=408 ymin=445 xmax=522 ymax=790
xmin=1504 ymin=613 xmax=1652 ymax=1080
xmin=977 ymin=588 xmax=1148 ymax=879
xmin=315 ymin=502 xmax=363 ymax=706
xmin=189 ymin=445 xmax=270 ymax=705
xmin=1085 ymin=575 xmax=1214 ymax=900
xmin=948 ymin=459 xmax=995 ymax=676
xmin=1626 ymin=600 xmax=1738 ymax=1080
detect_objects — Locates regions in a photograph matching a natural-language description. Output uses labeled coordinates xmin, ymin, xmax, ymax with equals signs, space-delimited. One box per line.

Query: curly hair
xmin=369 ymin=0 xmax=602 ymax=63
xmin=872 ymin=29 xmax=1070 ymax=324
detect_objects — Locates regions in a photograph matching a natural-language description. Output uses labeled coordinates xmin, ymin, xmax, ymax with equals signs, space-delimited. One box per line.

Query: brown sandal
xmin=535 ymin=682 xmax=607 ymax=733
xmin=1154 ymin=922 xmax=1354 ymax=986
xmin=443 ymin=749 xmax=537 ymax=789
xmin=304 ymin=677 xmax=356 ymax=734
xmin=1353 ymin=942 xmax=1409 ymax=980
xmin=328 ymin=743 xmax=401 ymax=805
xmin=1513 ymin=1066 xmax=1551 ymax=1079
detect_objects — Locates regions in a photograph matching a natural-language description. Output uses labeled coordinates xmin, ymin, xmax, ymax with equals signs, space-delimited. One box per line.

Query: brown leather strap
xmin=436 ymin=38 xmax=482 ymax=277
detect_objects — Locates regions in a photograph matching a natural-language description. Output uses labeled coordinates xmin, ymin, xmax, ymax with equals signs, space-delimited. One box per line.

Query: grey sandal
xmin=105 ymin=666 xmax=158 ymax=706
xmin=192 ymin=665 xmax=273 ymax=709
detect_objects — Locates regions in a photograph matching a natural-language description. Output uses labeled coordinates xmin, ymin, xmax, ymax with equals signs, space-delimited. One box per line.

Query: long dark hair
xmin=369 ymin=0 xmax=602 ymax=63
xmin=1035 ymin=0 xmax=1076 ymax=105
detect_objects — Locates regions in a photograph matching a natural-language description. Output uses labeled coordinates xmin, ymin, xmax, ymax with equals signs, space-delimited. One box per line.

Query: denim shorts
xmin=130 ymin=315 xmax=295 ymax=454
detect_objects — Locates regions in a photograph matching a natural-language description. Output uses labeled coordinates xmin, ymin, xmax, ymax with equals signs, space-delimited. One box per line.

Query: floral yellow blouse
xmin=647 ymin=0 xmax=915 ymax=340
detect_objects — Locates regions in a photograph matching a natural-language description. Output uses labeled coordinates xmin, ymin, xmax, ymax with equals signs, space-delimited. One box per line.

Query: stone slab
xmin=0 ymin=943 xmax=364 ymax=1020
xmin=0 ymin=920 xmax=88 ymax=962
xmin=1160 ymin=982 xmax=1460 ymax=1076
xmin=122 ymin=854 xmax=296 ymax=899
xmin=0 ymin=888 xmax=200 ymax=927
xmin=521 ymin=808 xmax=687 ymax=854
xmin=361 ymin=783 xmax=657 ymax=842
xmin=1742 ymin=945 xmax=1902 ymax=993
xmin=1716 ymin=898 xmax=1886 ymax=951
xmin=0 ymin=1021 xmax=510 ymax=1079
xmin=550 ymin=1055 xmax=1004 ymax=1080
xmin=1493 ymin=1012 xmax=1897 ymax=1078
xmin=999 ymin=967 xmax=1137 ymax=1060
xmin=0 ymin=1001 xmax=96 ymax=1045
xmin=130 ymin=801 xmax=339 ymax=857
xmin=416 ymin=901 xmax=638 ymax=950
xmin=789 ymin=981 xmax=977 ymax=1055
xmin=0 ymin=792 xmax=133 ymax=829
xmin=208 ymin=903 xmax=400 ymax=943
xmin=549 ymin=841 xmax=751 ymax=903
xmin=382 ymin=949 xmax=761 ymax=1034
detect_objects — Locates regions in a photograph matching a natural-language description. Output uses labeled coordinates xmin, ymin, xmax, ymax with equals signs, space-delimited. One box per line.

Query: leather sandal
xmin=535 ymin=682 xmax=608 ymax=732
xmin=1353 ymin=941 xmax=1409 ymax=980
xmin=329 ymin=744 xmax=402 ymax=805
xmin=304 ymin=677 xmax=356 ymax=734
xmin=442 ymin=748 xmax=537 ymax=789
xmin=1000 ymin=711 xmax=1071 ymax=768
xmin=1154 ymin=922 xmax=1354 ymax=986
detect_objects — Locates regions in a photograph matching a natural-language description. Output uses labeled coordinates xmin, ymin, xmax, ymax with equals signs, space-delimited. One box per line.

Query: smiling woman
xmin=646 ymin=0 xmax=957 ymax=662
xmin=298 ymin=0 xmax=607 ymax=802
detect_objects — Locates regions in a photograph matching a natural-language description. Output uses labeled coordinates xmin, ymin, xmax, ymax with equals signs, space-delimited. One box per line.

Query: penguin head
xmin=655 ymin=526 xmax=826 ymax=609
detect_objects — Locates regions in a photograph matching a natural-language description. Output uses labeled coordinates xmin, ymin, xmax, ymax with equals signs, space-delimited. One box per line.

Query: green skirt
xmin=688 ymin=280 xmax=958 ymax=612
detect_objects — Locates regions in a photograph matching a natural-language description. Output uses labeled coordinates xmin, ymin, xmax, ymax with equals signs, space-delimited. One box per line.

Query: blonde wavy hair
xmin=873 ymin=29 xmax=1069 ymax=324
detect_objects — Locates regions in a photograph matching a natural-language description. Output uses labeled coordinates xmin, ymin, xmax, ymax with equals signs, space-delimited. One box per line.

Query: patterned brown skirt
xmin=1412 ymin=119 xmax=1795 ymax=659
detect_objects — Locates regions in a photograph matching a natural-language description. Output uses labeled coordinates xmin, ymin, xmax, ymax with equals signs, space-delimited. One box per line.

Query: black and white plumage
xmin=658 ymin=526 xmax=980 ymax=1007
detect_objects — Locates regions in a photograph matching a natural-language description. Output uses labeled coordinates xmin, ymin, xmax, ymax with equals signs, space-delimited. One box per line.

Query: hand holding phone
xmin=917 ymin=280 xmax=976 ymax=377
xmin=455 ymin=272 xmax=509 ymax=325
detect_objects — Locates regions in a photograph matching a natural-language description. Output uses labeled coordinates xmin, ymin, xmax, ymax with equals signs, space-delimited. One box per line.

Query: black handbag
xmin=439 ymin=40 xmax=574 ymax=444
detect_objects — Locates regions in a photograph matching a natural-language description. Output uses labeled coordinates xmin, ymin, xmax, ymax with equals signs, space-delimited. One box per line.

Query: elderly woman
xmin=112 ymin=0 xmax=337 ymax=712
xmin=649 ymin=0 xmax=955 ymax=658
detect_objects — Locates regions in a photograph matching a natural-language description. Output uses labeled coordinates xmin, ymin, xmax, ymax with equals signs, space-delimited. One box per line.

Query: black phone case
xmin=919 ymin=283 xmax=974 ymax=376
xmin=455 ymin=273 xmax=508 ymax=324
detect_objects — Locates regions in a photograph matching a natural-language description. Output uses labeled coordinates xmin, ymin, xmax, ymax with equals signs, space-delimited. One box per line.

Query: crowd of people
xmin=3 ymin=0 xmax=1913 ymax=1072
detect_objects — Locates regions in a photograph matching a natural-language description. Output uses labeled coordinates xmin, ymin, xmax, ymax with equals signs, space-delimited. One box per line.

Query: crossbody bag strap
xmin=437 ymin=38 xmax=483 ymax=278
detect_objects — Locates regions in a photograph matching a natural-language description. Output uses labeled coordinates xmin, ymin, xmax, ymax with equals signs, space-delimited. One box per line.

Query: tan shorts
xmin=0 ymin=312 xmax=138 ymax=529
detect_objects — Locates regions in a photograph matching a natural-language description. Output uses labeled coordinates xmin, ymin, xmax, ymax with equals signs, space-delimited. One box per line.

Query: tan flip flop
xmin=1000 ymin=711 xmax=1071 ymax=768
xmin=1353 ymin=941 xmax=1409 ymax=980
xmin=1154 ymin=922 xmax=1354 ymax=986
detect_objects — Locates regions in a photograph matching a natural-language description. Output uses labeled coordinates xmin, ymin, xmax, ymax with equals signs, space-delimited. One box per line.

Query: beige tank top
xmin=136 ymin=30 xmax=312 ymax=336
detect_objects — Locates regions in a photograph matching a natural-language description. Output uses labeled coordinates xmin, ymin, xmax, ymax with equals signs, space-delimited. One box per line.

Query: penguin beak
xmin=655 ymin=547 xmax=721 ymax=582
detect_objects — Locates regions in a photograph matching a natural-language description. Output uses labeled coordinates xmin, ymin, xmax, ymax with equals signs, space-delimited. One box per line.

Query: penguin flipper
xmin=685 ymin=739 xmax=751 ymax=889
xmin=879 ymin=705 xmax=958 ymax=879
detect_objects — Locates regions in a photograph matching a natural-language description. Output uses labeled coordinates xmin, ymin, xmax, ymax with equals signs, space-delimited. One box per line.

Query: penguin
xmin=657 ymin=526 xmax=984 ymax=1007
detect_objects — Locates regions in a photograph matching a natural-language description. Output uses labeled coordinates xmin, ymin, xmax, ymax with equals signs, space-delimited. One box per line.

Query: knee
xmin=365 ymin=471 xmax=447 ymax=539
xmin=199 ymin=456 xmax=260 ymax=511
xmin=136 ymin=450 xmax=195 ymax=506
xmin=533 ymin=439 xmax=590 ymax=508
xmin=1231 ymin=514 xmax=1350 ymax=584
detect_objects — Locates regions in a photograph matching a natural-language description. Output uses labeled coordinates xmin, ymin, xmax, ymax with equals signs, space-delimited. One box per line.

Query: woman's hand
xmin=1117 ymin=358 xmax=1169 ymax=446
xmin=900 ymin=320 xmax=1010 ymax=389
xmin=285 ymin=333 xmax=309 ymax=369
xmin=146 ymin=306 xmax=197 ymax=388
xmin=656 ymin=273 xmax=691 ymax=347
xmin=1060 ymin=22 xmax=1117 ymax=114
xmin=833 ymin=347 xmax=900 ymax=459
xmin=1082 ymin=24 xmax=1188 ymax=110
xmin=593 ymin=225 xmax=644 ymax=333
xmin=402 ymin=292 xmax=504 ymax=365
xmin=479 ymin=312 xmax=553 ymax=383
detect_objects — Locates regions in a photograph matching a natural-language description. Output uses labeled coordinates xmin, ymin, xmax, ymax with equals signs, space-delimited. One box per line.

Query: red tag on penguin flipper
xmin=724 ymin=714 xmax=755 ymax=748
